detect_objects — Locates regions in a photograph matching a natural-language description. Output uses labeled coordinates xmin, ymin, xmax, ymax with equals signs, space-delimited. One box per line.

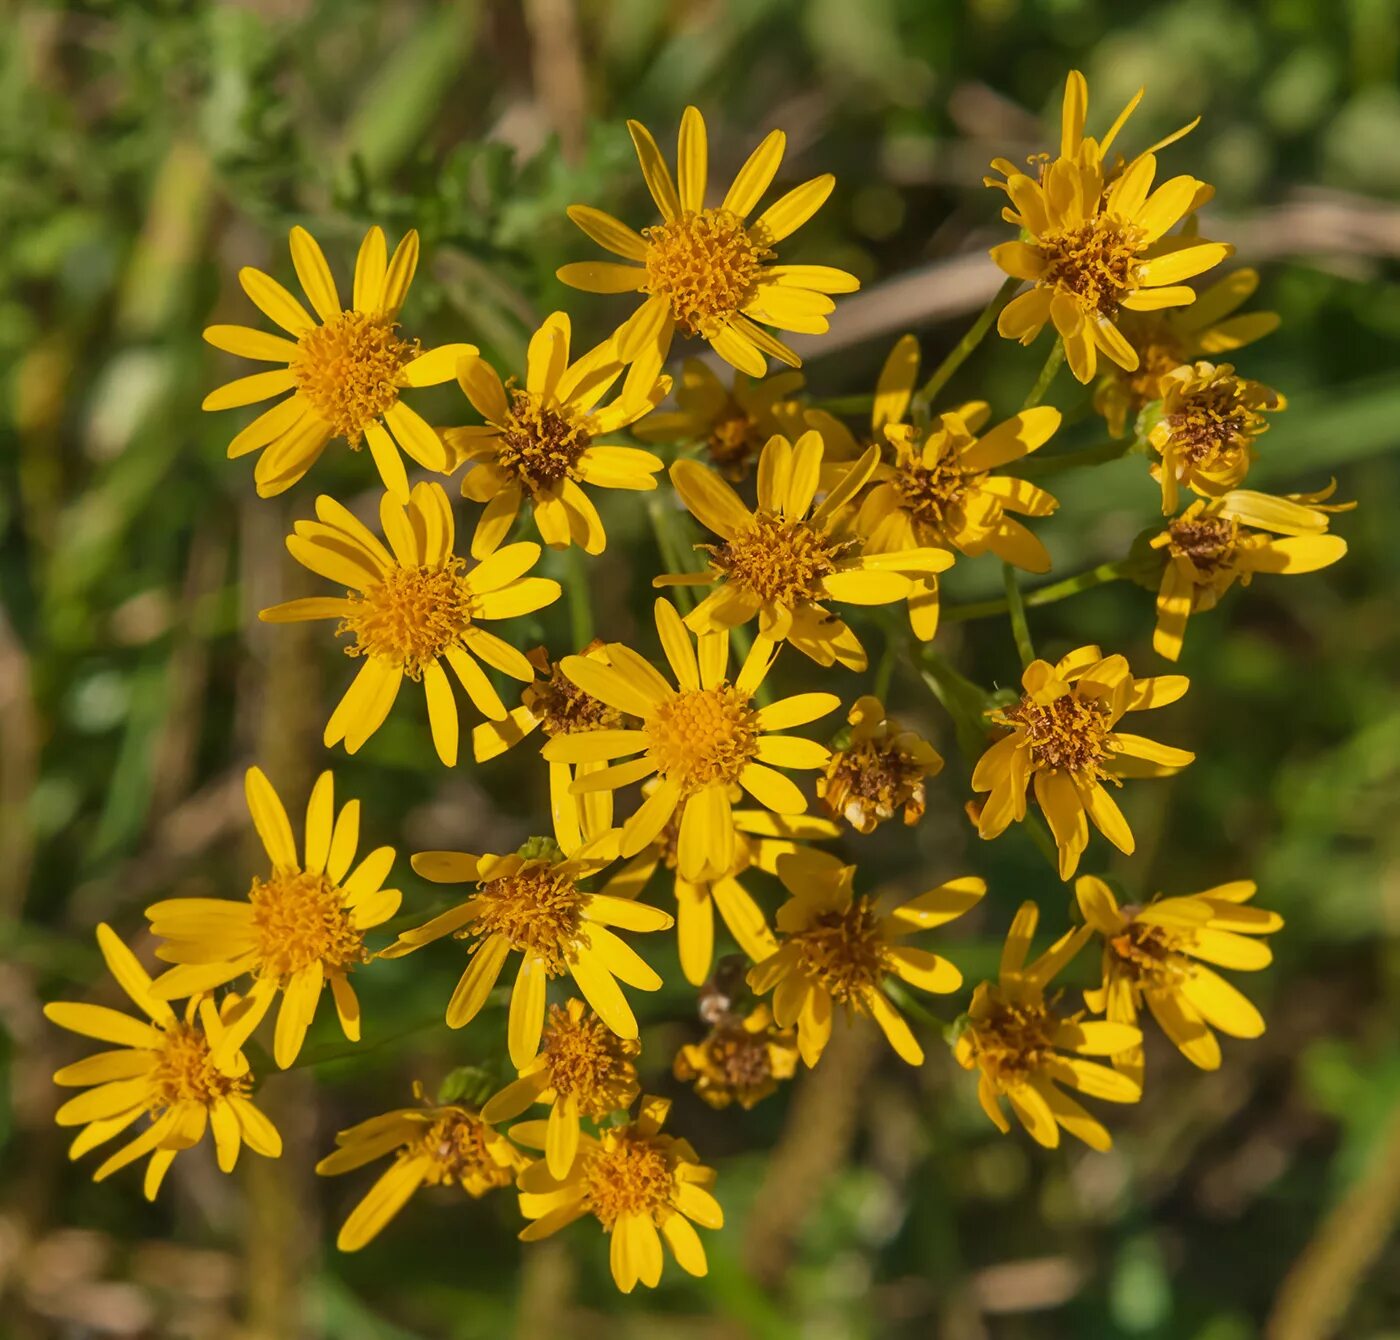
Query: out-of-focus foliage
xmin=1 ymin=1 xmax=1397 ymax=1337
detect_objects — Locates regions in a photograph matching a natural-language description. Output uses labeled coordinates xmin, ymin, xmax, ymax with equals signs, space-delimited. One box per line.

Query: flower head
xmin=1149 ymin=486 xmax=1350 ymax=660
xmin=955 ymin=901 xmax=1142 ymax=1151
xmin=383 ymin=838 xmax=672 ymax=1068
xmin=146 ymin=768 xmax=399 ymax=1068
xmin=259 ymin=481 xmax=560 ymax=766
xmin=1077 ymin=875 xmax=1282 ymax=1080
xmin=673 ymin=1004 xmax=799 ymax=1109
xmin=558 ymin=106 xmax=858 ymax=382
xmin=988 ymin=72 xmax=1229 ymax=384
xmin=971 ymin=646 xmax=1194 ymax=880
xmin=1147 ymin=360 xmax=1284 ymax=513
xmin=515 ymin=1094 xmax=722 ymax=1293
xmin=46 ymin=925 xmax=281 ymax=1198
xmin=818 ymin=695 xmax=943 ymax=833
xmin=317 ymin=1085 xmax=526 ymax=1251
xmin=661 ymin=433 xmax=953 ymax=670
xmin=635 ymin=360 xmax=806 ymax=479
xmin=203 ymin=225 xmax=471 ymax=499
xmin=481 ymin=999 xmax=641 ymax=1178
xmin=1092 ymin=268 xmax=1280 ymax=437
xmin=749 ymin=860 xmax=984 ymax=1066
xmin=446 ymin=312 xmax=668 ymax=557
xmin=541 ymin=598 xmax=839 ymax=884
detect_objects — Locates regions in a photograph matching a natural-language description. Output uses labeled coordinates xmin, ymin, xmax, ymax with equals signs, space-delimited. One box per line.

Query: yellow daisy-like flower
xmin=446 ymin=311 xmax=668 ymax=558
xmin=259 ymin=481 xmax=561 ymax=766
xmin=955 ymin=900 xmax=1142 ymax=1151
xmin=988 ymin=72 xmax=1230 ymax=384
xmin=481 ymin=999 xmax=641 ymax=1179
xmin=749 ymin=860 xmax=984 ymax=1067
xmin=971 ymin=646 xmax=1194 ymax=880
xmin=1076 ymin=875 xmax=1282 ymax=1081
xmin=598 ymin=795 xmax=842 ymax=986
xmin=46 ymin=925 xmax=282 ymax=1199
xmin=558 ymin=105 xmax=859 ymax=381
xmin=541 ymin=597 xmax=840 ymax=884
xmin=673 ymin=1004 xmax=800 ymax=1110
xmin=382 ymin=838 xmax=673 ymax=1067
xmin=203 ymin=225 xmax=471 ymax=499
xmin=802 ymin=332 xmax=924 ymax=463
xmin=818 ymin=694 xmax=943 ymax=834
xmin=1147 ymin=360 xmax=1284 ymax=514
xmin=1149 ymin=487 xmax=1350 ymax=661
xmin=634 ymin=360 xmax=806 ymax=480
xmin=1092 ymin=268 xmax=1280 ymax=438
xmin=515 ymin=1094 xmax=721 ymax=1294
xmin=146 ymin=767 xmax=399 ymax=1069
xmin=857 ymin=402 xmax=1061 ymax=640
xmin=316 ymin=1085 xmax=526 ymax=1252
xmin=660 ymin=433 xmax=953 ymax=671
xmin=473 ymin=642 xmax=630 ymax=852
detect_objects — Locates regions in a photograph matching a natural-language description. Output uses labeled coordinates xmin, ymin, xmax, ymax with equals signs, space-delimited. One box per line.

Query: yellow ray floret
xmin=558 ymin=105 xmax=859 ymax=383
xmin=971 ymin=646 xmax=1194 ymax=880
xmin=259 ymin=480 xmax=561 ymax=766
xmin=955 ymin=900 xmax=1142 ymax=1151
xmin=45 ymin=924 xmax=281 ymax=1198
xmin=203 ymin=225 xmax=471 ymax=499
xmin=514 ymin=1094 xmax=721 ymax=1294
xmin=145 ymin=767 xmax=399 ymax=1068
xmin=445 ymin=311 xmax=669 ymax=557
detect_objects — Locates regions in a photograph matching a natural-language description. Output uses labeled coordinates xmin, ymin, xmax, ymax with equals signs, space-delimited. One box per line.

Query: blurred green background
xmin=3 ymin=1 xmax=1398 ymax=1336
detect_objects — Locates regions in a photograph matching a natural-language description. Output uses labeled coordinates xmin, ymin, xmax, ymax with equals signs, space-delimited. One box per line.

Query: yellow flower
xmin=635 ymin=359 xmax=807 ymax=479
xmin=1149 ymin=487 xmax=1350 ymax=661
xmin=540 ymin=597 xmax=839 ymax=883
xmin=203 ymin=225 xmax=471 ymax=499
xmin=971 ymin=646 xmax=1194 ymax=880
xmin=749 ymin=860 xmax=984 ymax=1066
xmin=382 ymin=838 xmax=672 ymax=1067
xmin=988 ymin=72 xmax=1230 ymax=384
xmin=598 ymin=797 xmax=842 ymax=985
xmin=1092 ymin=268 xmax=1280 ymax=437
xmin=317 ymin=1085 xmax=526 ymax=1251
xmin=955 ymin=900 xmax=1142 ymax=1151
xmin=481 ymin=999 xmax=641 ymax=1178
xmin=857 ymin=402 xmax=1061 ymax=640
xmin=1076 ymin=875 xmax=1282 ymax=1081
xmin=46 ymin=924 xmax=282 ymax=1199
xmin=515 ymin=1094 xmax=721 ymax=1294
xmin=145 ymin=767 xmax=399 ymax=1068
xmin=473 ymin=642 xmax=631 ymax=852
xmin=446 ymin=311 xmax=668 ymax=557
xmin=673 ymin=1004 xmax=800 ymax=1110
xmin=259 ymin=481 xmax=560 ymax=766
xmin=1147 ymin=360 xmax=1284 ymax=514
xmin=660 ymin=433 xmax=953 ymax=670
xmin=818 ymin=695 xmax=943 ymax=834
xmin=802 ymin=332 xmax=924 ymax=463
xmin=558 ymin=105 xmax=858 ymax=381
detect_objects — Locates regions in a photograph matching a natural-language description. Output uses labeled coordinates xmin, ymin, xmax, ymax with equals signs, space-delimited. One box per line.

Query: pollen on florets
xmin=643 ymin=209 xmax=770 ymax=337
xmin=790 ymin=897 xmax=889 ymax=1004
xmin=410 ymin=1110 xmax=515 ymax=1193
xmin=705 ymin=512 xmax=848 ymax=606
xmin=582 ymin=1133 xmax=675 ymax=1229
xmin=1039 ymin=216 xmax=1145 ymax=317
xmin=249 ymin=871 xmax=365 ymax=980
xmin=525 ymin=661 xmax=623 ymax=736
xmin=292 ymin=310 xmax=416 ymax=444
xmin=645 ymin=685 xmax=758 ymax=793
xmin=820 ymin=736 xmax=929 ymax=833
xmin=964 ymin=991 xmax=1060 ymax=1086
xmin=891 ymin=442 xmax=976 ymax=532
xmin=498 ymin=389 xmax=593 ymax=495
xmin=465 ymin=862 xmax=588 ymax=976
xmin=1162 ymin=370 xmax=1273 ymax=468
xmin=149 ymin=1026 xmax=248 ymax=1112
xmin=1167 ymin=516 xmax=1239 ymax=571
xmin=540 ymin=1004 xmax=639 ymax=1118
xmin=339 ymin=560 xmax=476 ymax=678
xmin=1108 ymin=920 xmax=1193 ymax=990
xmin=998 ymin=692 xmax=1111 ymax=778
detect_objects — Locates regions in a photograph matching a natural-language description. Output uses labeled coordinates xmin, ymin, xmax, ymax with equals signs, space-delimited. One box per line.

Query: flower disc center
xmin=643 ymin=208 xmax=769 ymax=337
xmin=293 ymin=310 xmax=414 ymax=443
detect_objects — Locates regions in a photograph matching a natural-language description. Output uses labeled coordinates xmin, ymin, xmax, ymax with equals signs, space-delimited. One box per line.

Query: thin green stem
xmin=565 ymin=545 xmax=593 ymax=648
xmin=915 ymin=275 xmax=1021 ymax=411
xmin=941 ymin=558 xmax=1142 ymax=624
xmin=1002 ymin=562 xmax=1036 ymax=669
xmin=1020 ymin=812 xmax=1061 ymax=874
xmin=807 ymin=392 xmax=875 ymax=416
xmin=872 ymin=624 xmax=899 ymax=702
xmin=884 ymin=979 xmax=952 ymax=1040
xmin=648 ymin=497 xmax=698 ymax=615
xmin=1020 ymin=338 xmax=1065 ymax=411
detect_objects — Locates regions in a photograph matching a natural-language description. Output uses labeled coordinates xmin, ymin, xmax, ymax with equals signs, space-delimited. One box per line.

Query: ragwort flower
xmin=203 ymin=225 xmax=470 ymax=499
xmin=515 ymin=1094 xmax=722 ymax=1294
xmin=447 ymin=312 xmax=668 ymax=557
xmin=971 ymin=646 xmax=1194 ymax=880
xmin=818 ymin=695 xmax=943 ymax=834
xmin=259 ymin=481 xmax=560 ymax=766
xmin=46 ymin=925 xmax=281 ymax=1198
xmin=955 ymin=901 xmax=1142 ymax=1151
xmin=559 ymin=105 xmax=858 ymax=380
xmin=147 ymin=767 xmax=399 ymax=1068
xmin=673 ymin=1004 xmax=800 ymax=1110
xmin=749 ymin=860 xmax=984 ymax=1067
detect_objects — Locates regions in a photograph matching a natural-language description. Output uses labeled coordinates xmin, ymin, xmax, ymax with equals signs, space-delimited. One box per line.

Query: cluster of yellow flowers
xmin=47 ymin=77 xmax=1350 ymax=1294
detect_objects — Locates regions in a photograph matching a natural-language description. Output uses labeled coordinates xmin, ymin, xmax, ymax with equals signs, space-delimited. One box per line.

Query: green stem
xmin=565 ymin=546 xmax=593 ymax=648
xmin=648 ymin=496 xmax=698 ymax=615
xmin=941 ymin=558 xmax=1142 ymax=624
xmin=1020 ymin=812 xmax=1061 ymax=874
xmin=884 ymin=979 xmax=952 ymax=1039
xmin=807 ymin=392 xmax=875 ymax=416
xmin=1002 ymin=563 xmax=1036 ymax=669
xmin=1012 ymin=436 xmax=1133 ymax=479
xmin=915 ymin=275 xmax=1021 ymax=411
xmin=872 ymin=624 xmax=899 ymax=702
xmin=1020 ymin=338 xmax=1065 ymax=411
